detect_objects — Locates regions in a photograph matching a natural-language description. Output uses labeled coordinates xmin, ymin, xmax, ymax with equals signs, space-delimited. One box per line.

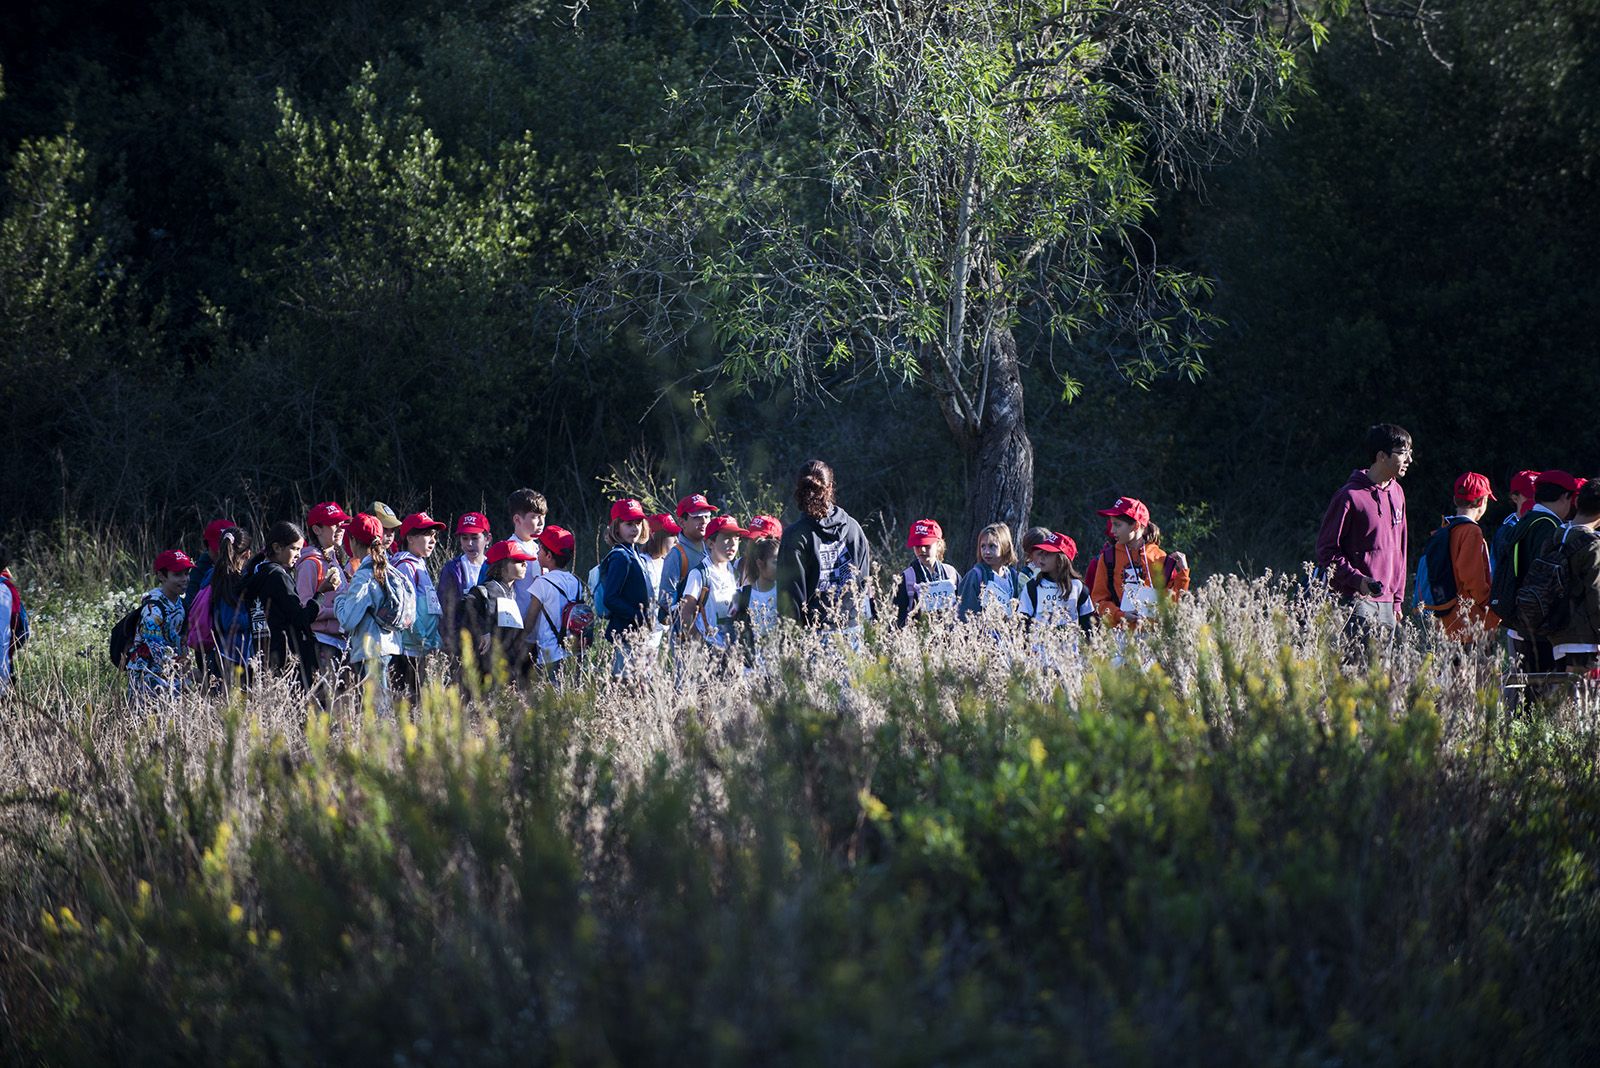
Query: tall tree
xmin=589 ymin=0 xmax=1431 ymax=536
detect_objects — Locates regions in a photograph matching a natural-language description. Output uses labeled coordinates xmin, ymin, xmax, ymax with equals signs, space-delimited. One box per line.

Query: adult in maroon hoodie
xmin=1316 ymin=424 xmax=1412 ymax=649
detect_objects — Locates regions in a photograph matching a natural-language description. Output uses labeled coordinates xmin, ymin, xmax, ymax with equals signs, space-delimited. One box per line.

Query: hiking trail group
xmin=3 ymin=427 xmax=1598 ymax=704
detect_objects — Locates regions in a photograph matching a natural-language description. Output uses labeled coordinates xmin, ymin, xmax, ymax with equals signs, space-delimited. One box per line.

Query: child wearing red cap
xmin=126 ymin=550 xmax=195 ymax=699
xmin=1549 ymin=480 xmax=1600 ymax=672
xmin=642 ymin=514 xmax=680 ymax=629
xmin=1415 ymin=473 xmax=1500 ymax=642
xmin=663 ymin=493 xmax=719 ymax=617
xmin=729 ymin=524 xmax=784 ymax=651
xmin=1490 ymin=470 xmax=1540 ymax=572
xmin=184 ymin=516 xmax=237 ymax=622
xmin=1090 ymin=498 xmax=1190 ymax=627
xmin=521 ymin=525 xmax=587 ymax=682
xmin=389 ymin=513 xmax=447 ymax=698
xmin=437 ymin=513 xmax=490 ymax=667
xmin=957 ymin=523 xmax=1024 ymax=621
xmin=1491 ymin=470 xmax=1580 ymax=674
xmin=297 ymin=502 xmax=350 ymax=682
xmin=679 ymin=516 xmax=745 ymax=649
xmin=334 ymin=514 xmax=405 ymax=688
xmin=598 ymin=501 xmax=653 ymax=666
xmin=894 ymin=519 xmax=961 ymax=626
xmin=462 ymin=539 xmax=537 ymax=683
xmin=0 ymin=545 xmax=19 ymax=695
xmin=1019 ymin=528 xmax=1095 ymax=635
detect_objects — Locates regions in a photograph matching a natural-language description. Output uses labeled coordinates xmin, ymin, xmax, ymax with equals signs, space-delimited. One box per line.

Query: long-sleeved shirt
xmin=1439 ymin=519 xmax=1499 ymax=640
xmin=126 ymin=589 xmax=186 ymax=687
xmin=1315 ymin=468 xmax=1408 ymax=607
xmin=335 ymin=562 xmax=403 ymax=663
xmin=294 ymin=545 xmax=344 ymax=642
xmin=1089 ymin=543 xmax=1190 ymax=627
xmin=436 ymin=554 xmax=486 ymax=657
xmin=600 ymin=545 xmax=653 ymax=639
xmin=389 ymin=551 xmax=442 ymax=655
xmin=243 ymin=561 xmax=321 ymax=683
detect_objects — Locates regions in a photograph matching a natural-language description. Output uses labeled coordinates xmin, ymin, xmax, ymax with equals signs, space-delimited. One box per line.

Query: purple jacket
xmin=1316 ymin=468 xmax=1408 ymax=606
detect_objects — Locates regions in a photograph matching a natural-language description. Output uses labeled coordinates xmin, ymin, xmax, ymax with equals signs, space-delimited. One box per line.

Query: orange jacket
xmin=1090 ymin=543 xmax=1190 ymax=627
xmin=1440 ymin=519 xmax=1499 ymax=640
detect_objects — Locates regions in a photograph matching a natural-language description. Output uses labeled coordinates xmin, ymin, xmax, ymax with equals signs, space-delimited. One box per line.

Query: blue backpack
xmin=1413 ymin=516 xmax=1475 ymax=615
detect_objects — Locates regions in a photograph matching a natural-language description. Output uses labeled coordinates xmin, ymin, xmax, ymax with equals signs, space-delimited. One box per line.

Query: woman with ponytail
xmin=775 ymin=460 xmax=873 ymax=634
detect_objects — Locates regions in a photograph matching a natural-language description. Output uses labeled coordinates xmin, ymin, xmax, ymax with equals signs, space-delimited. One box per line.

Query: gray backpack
xmin=374 ymin=566 xmax=417 ymax=632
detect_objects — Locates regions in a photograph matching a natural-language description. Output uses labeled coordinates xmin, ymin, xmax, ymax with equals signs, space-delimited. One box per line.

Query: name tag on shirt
xmin=496 ymin=597 xmax=523 ymax=629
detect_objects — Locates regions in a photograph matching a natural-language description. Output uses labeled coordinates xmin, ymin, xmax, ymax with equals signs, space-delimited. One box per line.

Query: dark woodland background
xmin=2 ymin=0 xmax=1596 ymax=571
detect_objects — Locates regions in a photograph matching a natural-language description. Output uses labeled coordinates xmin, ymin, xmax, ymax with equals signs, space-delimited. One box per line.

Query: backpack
xmin=668 ymin=542 xmax=698 ymax=602
xmin=1412 ymin=516 xmax=1473 ymax=615
xmin=1488 ymin=511 xmax=1560 ymax=624
xmin=2 ymin=573 xmax=28 ymax=657
xmin=1098 ymin=545 xmax=1185 ymax=594
xmin=1515 ymin=527 xmax=1585 ymax=638
xmin=185 ymin=583 xmax=216 ymax=650
xmin=374 ymin=566 xmax=417 ymax=632
xmin=109 ymin=594 xmax=163 ymax=669
xmin=592 ymin=555 xmax=610 ymax=619
xmin=539 ymin=576 xmax=595 ymax=653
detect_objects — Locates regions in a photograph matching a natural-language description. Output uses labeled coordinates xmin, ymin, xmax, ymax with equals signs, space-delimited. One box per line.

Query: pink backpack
xmin=185 ymin=584 xmax=216 ymax=650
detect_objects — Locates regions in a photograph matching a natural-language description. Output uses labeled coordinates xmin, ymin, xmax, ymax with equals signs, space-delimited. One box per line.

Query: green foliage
xmin=9 ymin=638 xmax=1600 ymax=1063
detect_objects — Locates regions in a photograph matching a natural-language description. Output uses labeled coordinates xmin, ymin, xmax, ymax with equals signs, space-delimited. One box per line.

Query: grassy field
xmin=2 ymin=558 xmax=1598 ymax=1065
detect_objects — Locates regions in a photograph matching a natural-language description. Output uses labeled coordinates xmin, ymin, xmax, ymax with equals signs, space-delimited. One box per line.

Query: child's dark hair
xmin=741 ymin=537 xmax=780 ymax=585
xmin=264 ymin=520 xmax=305 ymax=560
xmin=212 ymin=528 xmax=252 ymax=606
xmin=1577 ymin=480 xmax=1600 ymax=516
xmin=1364 ymin=423 xmax=1412 ymax=459
xmin=487 ymin=558 xmax=520 ymax=584
xmin=1536 ymin=481 xmax=1572 ymax=505
xmin=1020 ymin=527 xmax=1082 ymax=583
xmin=795 ymin=460 xmax=836 ymax=519
xmin=507 ymin=488 xmax=547 ymax=518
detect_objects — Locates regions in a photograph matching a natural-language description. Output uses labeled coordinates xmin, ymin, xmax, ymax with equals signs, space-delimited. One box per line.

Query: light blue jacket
xmin=335 ymin=561 xmax=403 ymax=662
xmin=390 ymin=551 xmax=442 ymax=655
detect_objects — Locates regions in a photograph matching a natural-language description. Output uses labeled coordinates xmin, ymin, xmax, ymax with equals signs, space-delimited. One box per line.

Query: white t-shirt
xmin=526 ymin=570 xmax=582 ymax=664
xmin=682 ymin=561 xmax=740 ymax=647
xmin=1020 ymin=576 xmax=1094 ymax=627
xmin=513 ymin=538 xmax=545 ymax=618
xmin=747 ymin=584 xmax=780 ymax=636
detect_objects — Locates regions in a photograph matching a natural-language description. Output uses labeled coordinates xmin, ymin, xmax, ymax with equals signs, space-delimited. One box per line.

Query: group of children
xmin=90 ymin=484 xmax=1193 ymax=702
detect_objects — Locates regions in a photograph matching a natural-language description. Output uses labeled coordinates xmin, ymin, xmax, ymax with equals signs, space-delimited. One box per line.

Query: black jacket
xmin=776 ymin=505 xmax=873 ymax=628
xmin=243 ymin=561 xmax=319 ymax=686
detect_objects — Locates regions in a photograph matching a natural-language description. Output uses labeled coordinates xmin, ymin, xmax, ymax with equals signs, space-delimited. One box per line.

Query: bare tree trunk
xmin=964 ymin=321 xmax=1033 ymax=542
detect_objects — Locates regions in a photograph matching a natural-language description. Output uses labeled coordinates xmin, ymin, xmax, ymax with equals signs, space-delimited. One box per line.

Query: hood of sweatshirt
xmin=812 ymin=505 xmax=853 ymax=540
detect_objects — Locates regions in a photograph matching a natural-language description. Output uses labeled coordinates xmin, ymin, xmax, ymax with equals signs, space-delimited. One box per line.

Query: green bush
xmin=5 ymin=629 xmax=1600 ymax=1065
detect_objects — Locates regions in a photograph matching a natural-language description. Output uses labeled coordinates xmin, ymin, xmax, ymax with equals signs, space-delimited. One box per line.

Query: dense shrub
xmin=4 ymin=585 xmax=1599 ymax=1064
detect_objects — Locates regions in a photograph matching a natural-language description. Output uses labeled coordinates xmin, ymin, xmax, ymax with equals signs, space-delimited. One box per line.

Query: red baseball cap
xmin=538 ymin=525 xmax=575 ymax=556
xmin=346 ymin=513 xmax=385 ymax=547
xmin=395 ymin=512 xmax=447 ymax=543
xmin=705 ymin=516 xmax=747 ymax=539
xmin=610 ymin=498 xmax=647 ymax=522
xmin=1510 ymin=470 xmax=1540 ymax=499
xmin=486 ymin=538 xmax=536 ymax=564
xmin=1097 ymin=496 xmax=1151 ymax=528
xmin=455 ymin=512 xmax=490 ymax=536
xmin=646 ymin=513 xmax=682 ymax=536
xmin=1452 ymin=472 xmax=1496 ymax=503
xmin=1537 ymin=470 xmax=1580 ymax=494
xmin=1035 ymin=532 xmax=1079 ymax=560
xmin=203 ymin=518 xmax=236 ymax=555
xmin=906 ymin=519 xmax=943 ymax=547
xmin=744 ymin=514 xmax=783 ymax=540
xmin=306 ymin=502 xmax=351 ymax=529
xmin=675 ymin=493 xmax=719 ymax=518
xmin=154 ymin=549 xmax=195 ymax=573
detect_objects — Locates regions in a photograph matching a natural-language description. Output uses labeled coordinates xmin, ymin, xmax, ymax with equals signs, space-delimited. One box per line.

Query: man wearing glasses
xmin=1316 ymin=423 xmax=1413 ymax=657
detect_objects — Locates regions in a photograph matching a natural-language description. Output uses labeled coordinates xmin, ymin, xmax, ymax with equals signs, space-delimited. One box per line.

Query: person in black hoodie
xmin=242 ymin=520 xmax=331 ymax=690
xmin=776 ymin=459 xmax=874 ymax=631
